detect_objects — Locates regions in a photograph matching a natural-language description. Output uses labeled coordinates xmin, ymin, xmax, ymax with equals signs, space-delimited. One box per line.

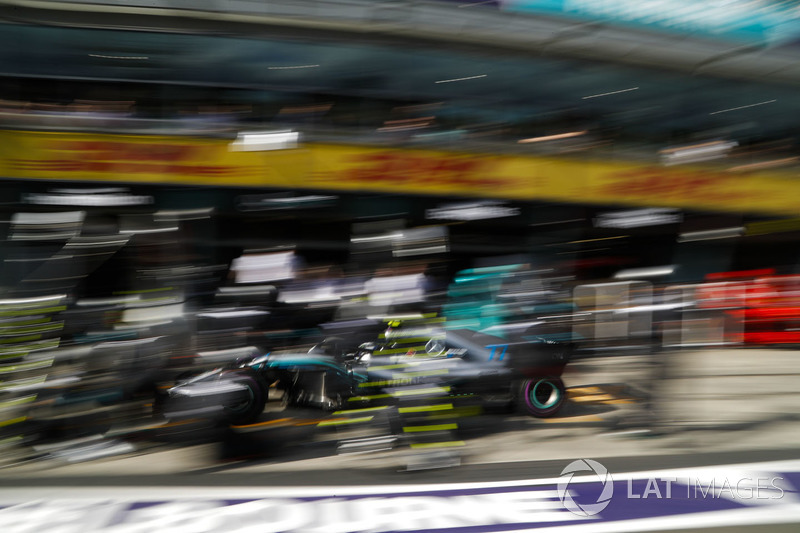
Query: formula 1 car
xmin=158 ymin=328 xmax=571 ymax=425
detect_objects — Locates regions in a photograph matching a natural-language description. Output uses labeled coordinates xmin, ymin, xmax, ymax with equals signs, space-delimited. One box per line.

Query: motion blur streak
xmin=0 ymin=1 xmax=799 ymax=532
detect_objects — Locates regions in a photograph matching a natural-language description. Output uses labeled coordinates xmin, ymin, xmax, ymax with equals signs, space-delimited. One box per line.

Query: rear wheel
xmin=518 ymin=377 xmax=565 ymax=418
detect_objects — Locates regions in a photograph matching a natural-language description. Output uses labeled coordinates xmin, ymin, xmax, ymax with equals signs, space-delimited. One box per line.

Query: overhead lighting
xmin=391 ymin=226 xmax=449 ymax=258
xmin=435 ymin=74 xmax=487 ymax=84
xmin=231 ymin=252 xmax=296 ymax=283
xmin=237 ymin=194 xmax=336 ymax=212
xmin=11 ymin=211 xmax=84 ymax=225
xmin=366 ymin=314 xmax=426 ymax=321
xmin=660 ymin=141 xmax=736 ymax=155
xmin=65 ymin=236 xmax=129 ymax=248
xmin=9 ymin=211 xmax=85 ymax=241
xmin=595 ymin=208 xmax=682 ymax=228
xmin=0 ymin=295 xmax=67 ymax=305
xmin=267 ymin=64 xmax=320 ymax=70
xmin=76 ymin=296 xmax=140 ymax=306
xmin=426 ymin=201 xmax=519 ymax=221
xmin=25 ymin=192 xmax=152 ymax=206
xmin=89 ymin=54 xmax=148 ymax=60
xmin=660 ymin=140 xmax=737 ymax=166
xmin=216 ymin=285 xmax=275 ymax=296
xmin=582 ymin=87 xmax=639 ymax=99
xmin=351 ymin=235 xmax=395 ymax=244
xmin=155 ymin=208 xmax=215 ymax=221
xmin=197 ymin=310 xmax=270 ymax=319
xmin=393 ymin=245 xmax=448 ymax=257
xmin=119 ymin=226 xmax=179 ymax=235
xmin=258 ymin=195 xmax=334 ymax=204
xmin=613 ymin=303 xmax=691 ymax=314
xmin=518 ymin=131 xmax=587 ymax=143
xmin=678 ymin=227 xmax=745 ymax=242
xmin=55 ymin=187 xmax=126 ymax=194
xmin=230 ymin=131 xmax=299 ymax=151
xmin=568 ymin=236 xmax=629 ymax=244
xmin=614 ymin=266 xmax=676 ymax=279
xmin=709 ymin=100 xmax=776 ymax=115
xmin=377 ymin=117 xmax=435 ymax=132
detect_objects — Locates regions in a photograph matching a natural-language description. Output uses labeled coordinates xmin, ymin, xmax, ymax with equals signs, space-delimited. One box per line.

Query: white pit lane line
xmin=0 ymin=459 xmax=798 ymax=532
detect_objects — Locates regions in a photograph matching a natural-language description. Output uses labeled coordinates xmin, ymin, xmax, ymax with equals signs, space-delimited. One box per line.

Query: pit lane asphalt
xmin=1 ymin=348 xmax=799 ymax=489
xmin=1 ymin=448 xmax=800 ymax=488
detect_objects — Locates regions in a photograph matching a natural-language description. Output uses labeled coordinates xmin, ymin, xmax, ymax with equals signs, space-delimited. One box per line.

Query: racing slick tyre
xmin=222 ymin=370 xmax=268 ymax=425
xmin=517 ymin=376 xmax=565 ymax=418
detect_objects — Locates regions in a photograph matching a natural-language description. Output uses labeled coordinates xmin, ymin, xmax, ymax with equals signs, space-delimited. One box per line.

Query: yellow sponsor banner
xmin=309 ymin=143 xmax=800 ymax=216
xmin=1 ymin=130 xmax=800 ymax=215
xmin=0 ymin=130 xmax=307 ymax=187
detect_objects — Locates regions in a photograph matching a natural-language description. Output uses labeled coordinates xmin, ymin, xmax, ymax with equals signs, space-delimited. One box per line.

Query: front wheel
xmin=518 ymin=377 xmax=565 ymax=418
xmin=223 ymin=370 xmax=268 ymax=425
